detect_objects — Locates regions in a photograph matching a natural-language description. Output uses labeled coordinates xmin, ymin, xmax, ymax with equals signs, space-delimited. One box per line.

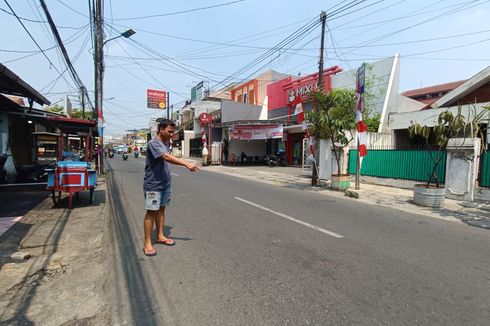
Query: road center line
xmin=234 ymin=197 xmax=344 ymax=238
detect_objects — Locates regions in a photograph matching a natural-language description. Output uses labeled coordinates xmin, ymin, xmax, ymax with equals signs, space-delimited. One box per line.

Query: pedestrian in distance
xmin=143 ymin=119 xmax=200 ymax=256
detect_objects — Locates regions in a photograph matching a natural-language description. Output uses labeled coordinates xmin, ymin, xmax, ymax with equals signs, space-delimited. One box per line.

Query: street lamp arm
xmin=102 ymin=34 xmax=123 ymax=47
xmin=102 ymin=29 xmax=136 ymax=47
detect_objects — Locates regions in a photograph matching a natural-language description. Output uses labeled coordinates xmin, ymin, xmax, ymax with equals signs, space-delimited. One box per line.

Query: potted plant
xmin=408 ymin=107 xmax=487 ymax=208
xmin=306 ymin=89 xmax=356 ymax=190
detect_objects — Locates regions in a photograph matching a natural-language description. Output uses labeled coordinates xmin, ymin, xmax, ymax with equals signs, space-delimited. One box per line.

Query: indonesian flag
xmin=355 ymin=74 xmax=368 ymax=158
xmin=305 ymin=128 xmax=315 ymax=162
xmin=201 ymin=123 xmax=207 ymax=148
xmin=291 ymin=96 xmax=304 ymax=123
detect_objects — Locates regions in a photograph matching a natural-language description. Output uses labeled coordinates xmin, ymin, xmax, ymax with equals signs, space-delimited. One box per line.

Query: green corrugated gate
xmin=479 ymin=151 xmax=490 ymax=187
xmin=348 ymin=149 xmax=446 ymax=183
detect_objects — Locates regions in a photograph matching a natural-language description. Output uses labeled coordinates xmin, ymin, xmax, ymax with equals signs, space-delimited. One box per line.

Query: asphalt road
xmin=106 ymin=155 xmax=490 ymax=326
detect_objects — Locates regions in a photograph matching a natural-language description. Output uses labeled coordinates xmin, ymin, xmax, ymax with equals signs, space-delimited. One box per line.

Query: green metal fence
xmin=348 ymin=149 xmax=446 ymax=183
xmin=479 ymin=151 xmax=490 ymax=187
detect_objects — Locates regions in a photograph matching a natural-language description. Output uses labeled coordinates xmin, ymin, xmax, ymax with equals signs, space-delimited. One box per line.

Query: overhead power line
xmin=3 ymin=0 xmax=77 ymax=91
xmin=114 ymin=0 xmax=245 ymax=21
xmin=0 ymin=7 xmax=86 ymax=29
xmin=39 ymin=0 xmax=93 ymax=110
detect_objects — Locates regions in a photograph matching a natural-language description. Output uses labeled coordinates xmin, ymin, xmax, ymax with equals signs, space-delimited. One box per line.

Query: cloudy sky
xmin=2 ymin=0 xmax=490 ymax=135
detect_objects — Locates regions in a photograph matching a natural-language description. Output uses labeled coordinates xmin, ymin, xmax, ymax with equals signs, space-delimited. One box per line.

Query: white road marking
xmin=234 ymin=197 xmax=344 ymax=239
xmin=135 ymin=160 xmax=178 ymax=176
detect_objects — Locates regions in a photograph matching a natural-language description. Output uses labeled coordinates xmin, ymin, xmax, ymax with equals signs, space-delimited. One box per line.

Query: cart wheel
xmin=52 ymin=190 xmax=60 ymax=205
xmin=89 ymin=188 xmax=95 ymax=204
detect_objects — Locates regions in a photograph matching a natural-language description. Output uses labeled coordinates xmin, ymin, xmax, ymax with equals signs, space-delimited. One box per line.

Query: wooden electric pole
xmin=312 ymin=11 xmax=327 ymax=187
xmin=94 ymin=0 xmax=104 ymax=174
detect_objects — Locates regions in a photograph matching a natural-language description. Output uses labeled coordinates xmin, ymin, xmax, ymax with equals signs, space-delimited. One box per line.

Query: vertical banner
xmin=356 ymin=63 xmax=368 ymax=157
xmin=355 ymin=63 xmax=367 ymax=190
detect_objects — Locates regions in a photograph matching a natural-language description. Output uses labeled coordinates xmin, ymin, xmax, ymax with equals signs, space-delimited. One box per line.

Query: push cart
xmin=45 ymin=116 xmax=98 ymax=208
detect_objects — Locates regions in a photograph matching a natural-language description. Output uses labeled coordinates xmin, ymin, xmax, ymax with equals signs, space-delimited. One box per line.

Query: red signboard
xmin=267 ymin=66 xmax=342 ymax=111
xmin=229 ymin=124 xmax=283 ymax=141
xmin=147 ymin=89 xmax=167 ymax=109
xmin=199 ymin=112 xmax=212 ymax=124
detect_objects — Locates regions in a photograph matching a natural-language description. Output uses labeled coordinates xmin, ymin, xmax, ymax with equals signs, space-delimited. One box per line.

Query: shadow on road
xmin=106 ymin=165 xmax=159 ymax=326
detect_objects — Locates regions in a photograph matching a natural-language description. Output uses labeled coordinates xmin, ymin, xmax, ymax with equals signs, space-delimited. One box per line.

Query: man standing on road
xmin=143 ymin=119 xmax=199 ymax=256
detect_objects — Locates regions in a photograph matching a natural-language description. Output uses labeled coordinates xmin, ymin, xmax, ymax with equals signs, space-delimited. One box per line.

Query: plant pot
xmin=413 ymin=184 xmax=445 ymax=208
xmin=331 ymin=174 xmax=350 ymax=191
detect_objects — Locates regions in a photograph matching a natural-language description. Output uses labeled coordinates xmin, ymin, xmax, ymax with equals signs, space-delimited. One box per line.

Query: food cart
xmin=45 ymin=117 xmax=98 ymax=208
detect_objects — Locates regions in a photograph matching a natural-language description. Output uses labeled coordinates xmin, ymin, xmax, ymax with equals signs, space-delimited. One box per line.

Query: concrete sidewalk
xmin=200 ymin=163 xmax=490 ymax=230
xmin=0 ymin=178 xmax=110 ymax=325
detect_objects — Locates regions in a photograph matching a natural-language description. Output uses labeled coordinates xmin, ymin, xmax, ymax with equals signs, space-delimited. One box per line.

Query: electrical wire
xmin=39 ymin=0 xmax=94 ymax=110
xmin=113 ymin=39 xmax=187 ymax=98
xmin=212 ymin=17 xmax=320 ymax=89
xmin=0 ymin=7 xmax=87 ymax=29
xmin=342 ymin=0 xmax=490 ymax=55
xmin=55 ymin=0 xmax=90 ymax=18
xmin=2 ymin=24 xmax=88 ymax=63
xmin=3 ymin=0 xmax=77 ymax=91
xmin=114 ymin=0 xmax=245 ymax=21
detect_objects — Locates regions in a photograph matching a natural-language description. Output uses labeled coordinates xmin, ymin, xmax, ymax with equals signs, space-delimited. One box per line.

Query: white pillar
xmin=445 ymin=138 xmax=481 ymax=201
xmin=318 ymin=139 xmax=332 ymax=180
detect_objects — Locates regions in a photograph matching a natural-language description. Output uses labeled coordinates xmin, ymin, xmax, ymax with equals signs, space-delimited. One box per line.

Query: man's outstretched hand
xmin=186 ymin=162 xmax=200 ymax=172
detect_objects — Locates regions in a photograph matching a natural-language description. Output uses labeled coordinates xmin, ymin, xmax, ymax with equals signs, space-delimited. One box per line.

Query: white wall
xmin=331 ymin=55 xmax=400 ymax=133
xmin=389 ymin=102 xmax=490 ymax=130
xmin=228 ymin=140 xmax=267 ymax=157
xmin=221 ymin=99 xmax=263 ymax=122
xmin=182 ymin=130 xmax=195 ymax=158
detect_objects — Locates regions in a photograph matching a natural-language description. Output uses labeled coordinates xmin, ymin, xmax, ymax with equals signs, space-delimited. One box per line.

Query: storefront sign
xmin=229 ymin=124 xmax=283 ymax=141
xmin=147 ymin=89 xmax=167 ymax=109
xmin=267 ymin=66 xmax=342 ymax=111
xmin=199 ymin=112 xmax=211 ymax=124
xmin=287 ymin=83 xmax=316 ymax=103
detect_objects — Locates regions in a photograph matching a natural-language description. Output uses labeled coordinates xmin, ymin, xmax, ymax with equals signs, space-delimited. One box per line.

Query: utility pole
xmin=312 ymin=11 xmax=327 ymax=187
xmin=94 ymin=0 xmax=104 ymax=174
xmin=166 ymin=92 xmax=170 ymax=119
xmin=80 ymin=86 xmax=86 ymax=118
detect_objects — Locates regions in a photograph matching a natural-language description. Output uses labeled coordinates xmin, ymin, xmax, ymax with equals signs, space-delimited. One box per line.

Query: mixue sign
xmin=287 ymin=83 xmax=317 ymax=103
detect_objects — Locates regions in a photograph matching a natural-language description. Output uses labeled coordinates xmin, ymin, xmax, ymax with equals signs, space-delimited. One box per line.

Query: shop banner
xmin=229 ymin=124 xmax=283 ymax=141
xmin=147 ymin=89 xmax=167 ymax=109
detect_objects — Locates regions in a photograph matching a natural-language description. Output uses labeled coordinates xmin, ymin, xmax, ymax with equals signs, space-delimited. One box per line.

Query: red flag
xmin=290 ymin=96 xmax=304 ymax=123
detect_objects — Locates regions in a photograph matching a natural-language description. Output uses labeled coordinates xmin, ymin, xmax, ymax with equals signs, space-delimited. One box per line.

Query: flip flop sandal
xmin=143 ymin=248 xmax=157 ymax=256
xmin=157 ymin=239 xmax=176 ymax=246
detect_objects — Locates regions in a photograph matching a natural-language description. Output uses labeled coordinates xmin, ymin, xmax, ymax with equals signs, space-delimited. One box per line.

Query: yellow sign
xmin=158 ymin=102 xmax=166 ymax=109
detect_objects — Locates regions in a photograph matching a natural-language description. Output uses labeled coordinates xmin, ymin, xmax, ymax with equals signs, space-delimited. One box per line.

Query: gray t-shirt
xmin=143 ymin=138 xmax=171 ymax=191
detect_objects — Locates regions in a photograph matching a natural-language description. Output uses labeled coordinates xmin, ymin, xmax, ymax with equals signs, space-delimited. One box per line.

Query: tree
xmin=69 ymin=109 xmax=92 ymax=119
xmin=45 ymin=104 xmax=64 ymax=114
xmin=306 ymin=89 xmax=356 ymax=177
xmin=408 ymin=106 xmax=489 ymax=188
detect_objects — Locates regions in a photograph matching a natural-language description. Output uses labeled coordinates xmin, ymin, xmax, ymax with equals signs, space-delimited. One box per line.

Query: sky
xmin=1 ymin=0 xmax=490 ymax=136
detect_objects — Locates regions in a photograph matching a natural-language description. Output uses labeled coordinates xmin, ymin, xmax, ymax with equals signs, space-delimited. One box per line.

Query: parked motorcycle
xmin=264 ymin=154 xmax=278 ymax=167
xmin=122 ymin=153 xmax=128 ymax=161
xmin=134 ymin=151 xmax=139 ymax=158
xmin=15 ymin=162 xmax=54 ymax=183
xmin=264 ymin=151 xmax=287 ymax=167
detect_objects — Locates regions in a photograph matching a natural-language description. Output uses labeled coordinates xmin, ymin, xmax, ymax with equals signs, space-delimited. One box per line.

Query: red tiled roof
xmin=401 ymin=80 xmax=466 ymax=97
